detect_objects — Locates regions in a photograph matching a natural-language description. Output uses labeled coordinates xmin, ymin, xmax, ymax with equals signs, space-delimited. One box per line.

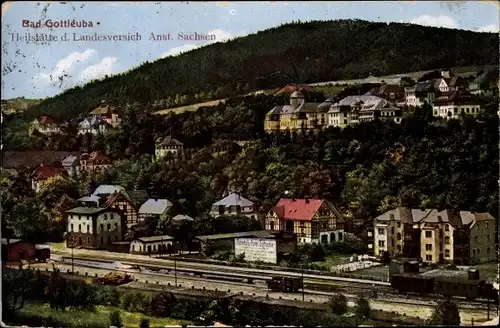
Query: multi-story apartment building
xmin=210 ymin=192 xmax=258 ymax=220
xmin=328 ymin=95 xmax=402 ymax=128
xmin=29 ymin=116 xmax=62 ymax=136
xmin=65 ymin=207 xmax=124 ymax=249
xmin=432 ymin=89 xmax=482 ymax=119
xmin=371 ymin=207 xmax=496 ymax=265
xmin=265 ymin=198 xmax=344 ymax=244
xmin=264 ymin=91 xmax=330 ymax=133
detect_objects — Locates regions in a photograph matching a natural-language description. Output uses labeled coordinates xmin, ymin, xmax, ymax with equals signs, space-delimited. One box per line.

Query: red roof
xmin=38 ymin=116 xmax=58 ymax=124
xmin=32 ymin=166 xmax=66 ymax=181
xmin=274 ymin=198 xmax=324 ymax=221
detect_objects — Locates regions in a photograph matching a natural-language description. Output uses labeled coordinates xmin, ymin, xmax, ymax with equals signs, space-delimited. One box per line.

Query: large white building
xmin=328 ymin=95 xmax=402 ymax=128
xmin=432 ymin=89 xmax=482 ymax=120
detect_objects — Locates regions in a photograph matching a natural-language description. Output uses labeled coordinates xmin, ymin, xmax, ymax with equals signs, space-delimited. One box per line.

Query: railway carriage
xmin=391 ymin=273 xmax=435 ymax=294
xmin=434 ymin=277 xmax=482 ymax=300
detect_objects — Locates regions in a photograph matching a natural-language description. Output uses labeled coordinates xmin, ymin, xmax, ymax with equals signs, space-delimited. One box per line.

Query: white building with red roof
xmin=265 ymin=198 xmax=345 ymax=244
xmin=29 ymin=115 xmax=62 ymax=136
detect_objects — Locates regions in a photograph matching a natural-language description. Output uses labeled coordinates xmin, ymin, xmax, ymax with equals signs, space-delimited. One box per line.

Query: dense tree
xmin=430 ymin=299 xmax=460 ymax=326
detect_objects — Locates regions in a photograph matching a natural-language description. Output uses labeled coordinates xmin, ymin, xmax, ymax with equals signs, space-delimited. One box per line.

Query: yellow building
xmin=265 ymin=198 xmax=344 ymax=244
xmin=29 ymin=115 xmax=61 ymax=136
xmin=373 ymin=208 xmax=497 ymax=265
xmin=264 ymin=91 xmax=330 ymax=133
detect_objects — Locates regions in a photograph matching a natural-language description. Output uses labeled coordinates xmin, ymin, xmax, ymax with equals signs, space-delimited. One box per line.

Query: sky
xmin=1 ymin=1 xmax=499 ymax=100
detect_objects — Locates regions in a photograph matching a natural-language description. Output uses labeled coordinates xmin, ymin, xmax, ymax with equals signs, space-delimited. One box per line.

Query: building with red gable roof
xmin=30 ymin=164 xmax=67 ymax=192
xmin=103 ymin=191 xmax=139 ymax=228
xmin=80 ymin=151 xmax=112 ymax=171
xmin=265 ymin=198 xmax=345 ymax=244
xmin=29 ymin=115 xmax=62 ymax=136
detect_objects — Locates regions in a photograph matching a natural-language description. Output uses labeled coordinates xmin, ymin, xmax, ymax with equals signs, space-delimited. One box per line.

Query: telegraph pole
xmin=71 ymin=241 xmax=74 ymax=274
xmin=174 ymin=248 xmax=177 ymax=287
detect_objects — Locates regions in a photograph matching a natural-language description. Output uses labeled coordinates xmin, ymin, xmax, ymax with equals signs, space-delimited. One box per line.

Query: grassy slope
xmin=17 ymin=303 xmax=190 ymax=328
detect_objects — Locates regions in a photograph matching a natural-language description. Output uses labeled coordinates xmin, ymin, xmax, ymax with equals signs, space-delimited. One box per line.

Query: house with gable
xmin=90 ymin=102 xmax=122 ymax=127
xmin=138 ymin=198 xmax=172 ymax=222
xmin=79 ymin=151 xmax=112 ymax=171
xmin=103 ymin=191 xmax=139 ymax=228
xmin=31 ymin=164 xmax=67 ymax=192
xmin=61 ymin=155 xmax=80 ymax=176
xmin=77 ymin=116 xmax=111 ymax=135
xmin=155 ymin=136 xmax=184 ymax=159
xmin=265 ymin=198 xmax=344 ymax=244
xmin=210 ymin=192 xmax=258 ymax=220
xmin=468 ymin=70 xmax=499 ymax=96
xmin=404 ymin=81 xmax=437 ymax=107
xmin=29 ymin=116 xmax=62 ymax=136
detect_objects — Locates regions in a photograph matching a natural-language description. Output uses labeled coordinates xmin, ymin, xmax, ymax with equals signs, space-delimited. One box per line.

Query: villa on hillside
xmin=155 ymin=136 xmax=184 ymax=159
xmin=264 ymin=90 xmax=330 ymax=133
xmin=328 ymin=95 xmax=402 ymax=128
xmin=31 ymin=164 xmax=67 ymax=192
xmin=432 ymin=89 xmax=482 ymax=119
xmin=404 ymin=81 xmax=437 ymax=107
xmin=365 ymin=84 xmax=406 ymax=107
xmin=29 ymin=116 xmax=62 ymax=136
xmin=77 ymin=116 xmax=111 ymax=135
xmin=79 ymin=151 xmax=112 ymax=171
xmin=90 ymin=102 xmax=122 ymax=127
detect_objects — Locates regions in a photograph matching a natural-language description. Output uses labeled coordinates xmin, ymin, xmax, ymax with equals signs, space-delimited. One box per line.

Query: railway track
xmin=51 ymin=256 xmax=495 ymax=310
xmin=55 ymin=253 xmax=390 ymax=286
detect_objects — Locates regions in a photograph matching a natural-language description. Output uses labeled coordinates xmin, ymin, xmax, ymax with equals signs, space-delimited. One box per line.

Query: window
xmin=389 ymin=214 xmax=395 ymax=220
xmin=100 ymin=224 xmax=104 ymax=232
xmin=101 ymin=236 xmax=103 ymax=243
xmin=391 ymin=227 xmax=395 ymax=234
xmin=425 ymin=231 xmax=432 ymax=238
xmin=78 ymin=224 xmax=81 ymax=232
xmin=104 ymin=214 xmax=107 ymax=220
xmin=487 ymin=247 xmax=490 ymax=255
xmin=477 ymin=248 xmax=480 ymax=255
xmin=114 ymin=223 xmax=118 ymax=230
xmin=426 ymin=244 xmax=432 ymax=251
xmin=378 ymin=228 xmax=385 ymax=235
xmin=338 ymin=232 xmax=343 ymax=241
xmin=87 ymin=226 xmax=90 ymax=233
xmin=397 ymin=233 xmax=401 ymax=241
xmin=71 ymin=224 xmax=74 ymax=232
xmin=321 ymin=235 xmax=328 ymax=244
xmin=472 ymin=249 xmax=476 ymax=256
xmin=391 ymin=239 xmax=395 ymax=247
xmin=270 ymin=221 xmax=275 ymax=230
xmin=344 ymin=119 xmax=347 ymax=124
xmin=486 ymin=223 xmax=489 ymax=229
xmin=397 ymin=222 xmax=401 ymax=228
xmin=445 ymin=224 xmax=449 ymax=231
xmin=445 ymin=236 xmax=450 ymax=244
xmin=426 ymin=255 xmax=432 ymax=261
xmin=378 ymin=241 xmax=385 ymax=247
xmin=107 ymin=224 xmax=111 ymax=231
xmin=445 ymin=249 xmax=450 ymax=257
xmin=367 ymin=231 xmax=373 ymax=237
xmin=331 ymin=233 xmax=336 ymax=242
xmin=87 ymin=237 xmax=90 ymax=244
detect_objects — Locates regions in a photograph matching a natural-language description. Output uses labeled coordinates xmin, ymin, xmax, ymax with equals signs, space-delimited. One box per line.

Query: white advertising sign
xmin=234 ymin=238 xmax=277 ymax=264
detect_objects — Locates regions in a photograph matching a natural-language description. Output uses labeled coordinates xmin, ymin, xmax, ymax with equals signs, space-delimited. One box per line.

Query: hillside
xmin=25 ymin=19 xmax=498 ymax=120
xmin=1 ymin=97 xmax=42 ymax=114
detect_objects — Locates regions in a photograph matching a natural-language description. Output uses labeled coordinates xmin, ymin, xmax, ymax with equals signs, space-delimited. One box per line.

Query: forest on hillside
xmin=2 ymin=93 xmax=499 ymax=243
xmin=21 ymin=19 xmax=499 ymax=121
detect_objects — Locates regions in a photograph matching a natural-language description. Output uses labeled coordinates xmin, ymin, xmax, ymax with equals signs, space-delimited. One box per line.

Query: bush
xmin=430 ymin=300 xmax=460 ymax=326
xmin=355 ymin=297 xmax=371 ymax=318
xmin=329 ymin=293 xmax=348 ymax=315
xmin=139 ymin=318 xmax=150 ymax=328
xmin=150 ymin=292 xmax=177 ymax=317
xmin=109 ymin=310 xmax=123 ymax=328
xmin=120 ymin=292 xmax=134 ymax=310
